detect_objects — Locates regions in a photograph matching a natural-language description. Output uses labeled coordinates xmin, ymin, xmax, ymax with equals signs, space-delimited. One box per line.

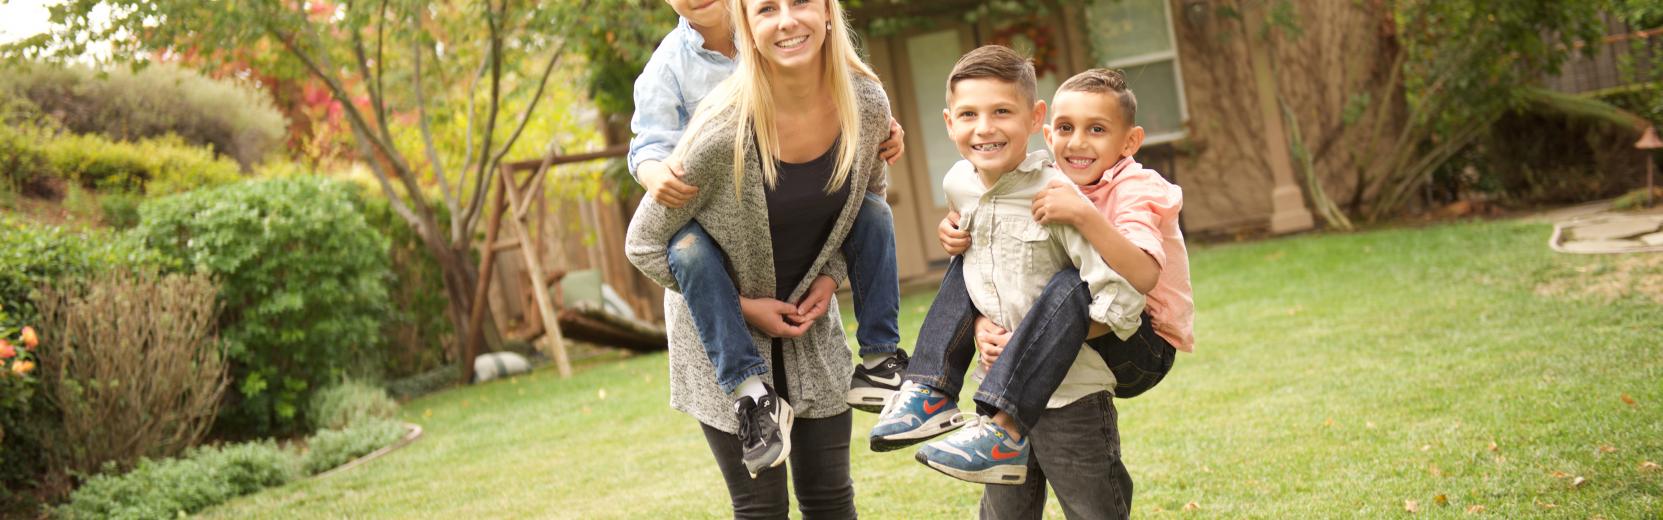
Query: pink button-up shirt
xmin=1078 ymin=157 xmax=1195 ymax=352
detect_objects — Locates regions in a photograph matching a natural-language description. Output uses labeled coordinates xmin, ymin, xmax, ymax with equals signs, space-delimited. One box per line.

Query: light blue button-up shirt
xmin=627 ymin=17 xmax=738 ymax=178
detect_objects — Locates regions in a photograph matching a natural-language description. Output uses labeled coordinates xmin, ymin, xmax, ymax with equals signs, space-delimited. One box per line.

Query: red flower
xmin=0 ymin=340 xmax=13 ymax=360
xmin=20 ymin=326 xmax=37 ymax=350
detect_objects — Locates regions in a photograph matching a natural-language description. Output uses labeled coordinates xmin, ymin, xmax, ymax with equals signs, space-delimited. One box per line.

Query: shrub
xmin=134 ymin=177 xmax=391 ymax=436
xmin=386 ymin=364 xmax=460 ymax=402
xmin=308 ymin=380 xmax=398 ymax=432
xmin=300 ymin=419 xmax=406 ymax=475
xmin=97 ymin=193 xmax=142 ymax=230
xmin=56 ymin=441 xmax=298 ymax=520
xmin=0 ymin=124 xmax=52 ymax=196
xmin=0 ymin=219 xmax=165 ymax=510
xmin=36 ymin=270 xmax=228 ymax=477
xmin=357 ymin=190 xmax=454 ymax=379
xmin=42 ymin=133 xmax=242 ymax=195
xmin=0 ymin=62 xmax=285 ymax=170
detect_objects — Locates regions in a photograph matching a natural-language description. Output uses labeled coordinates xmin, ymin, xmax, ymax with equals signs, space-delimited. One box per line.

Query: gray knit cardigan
xmin=625 ymin=74 xmax=891 ymax=434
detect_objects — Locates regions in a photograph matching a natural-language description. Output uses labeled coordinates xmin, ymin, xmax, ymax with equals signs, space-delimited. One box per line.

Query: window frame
xmin=1094 ymin=0 xmax=1191 ymax=145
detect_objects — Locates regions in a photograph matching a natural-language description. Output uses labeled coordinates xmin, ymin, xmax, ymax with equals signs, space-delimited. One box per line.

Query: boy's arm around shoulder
xmin=624 ymin=123 xmax=732 ymax=292
xmin=1108 ymin=169 xmax=1183 ymax=271
xmin=1051 ymin=219 xmax=1146 ymax=340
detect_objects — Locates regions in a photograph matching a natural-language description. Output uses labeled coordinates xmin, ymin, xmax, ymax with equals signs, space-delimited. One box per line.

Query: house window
xmin=1087 ymin=0 xmax=1190 ymax=144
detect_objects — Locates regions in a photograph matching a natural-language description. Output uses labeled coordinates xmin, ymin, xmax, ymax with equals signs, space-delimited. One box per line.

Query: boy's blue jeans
xmin=667 ymin=193 xmax=901 ymax=394
xmin=905 ymin=258 xmax=1175 ymax=432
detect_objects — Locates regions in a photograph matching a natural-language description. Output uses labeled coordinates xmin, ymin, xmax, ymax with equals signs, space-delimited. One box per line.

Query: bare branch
xmin=414 ymin=36 xmax=459 ymax=227
xmin=268 ymin=21 xmax=428 ymax=229
xmin=469 ymin=44 xmax=566 ymax=235
xmin=459 ymin=0 xmax=505 ymax=235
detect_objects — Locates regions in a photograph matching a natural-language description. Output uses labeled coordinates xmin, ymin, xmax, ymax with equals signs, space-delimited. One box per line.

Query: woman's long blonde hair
xmin=674 ymin=0 xmax=878 ymax=195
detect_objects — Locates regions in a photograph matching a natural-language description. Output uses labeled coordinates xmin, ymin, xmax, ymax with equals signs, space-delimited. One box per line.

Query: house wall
xmin=1149 ymin=0 xmax=1403 ymax=234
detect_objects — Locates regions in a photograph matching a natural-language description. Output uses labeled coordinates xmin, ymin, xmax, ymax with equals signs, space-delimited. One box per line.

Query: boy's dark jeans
xmin=667 ymin=193 xmax=902 ymax=394
xmin=905 ymin=258 xmax=1176 ymax=433
xmin=980 ymin=391 xmax=1132 ymax=520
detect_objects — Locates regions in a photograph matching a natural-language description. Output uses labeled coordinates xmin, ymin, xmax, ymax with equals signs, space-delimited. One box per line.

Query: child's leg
xmin=972 ymin=268 xmax=1093 ymax=434
xmin=868 ymin=256 xmax=978 ymax=451
xmin=842 ymin=192 xmax=902 ymax=357
xmin=667 ymin=221 xmax=768 ymax=395
xmin=1085 ymin=314 xmax=1177 ymax=399
xmin=901 ymin=255 xmax=980 ymax=396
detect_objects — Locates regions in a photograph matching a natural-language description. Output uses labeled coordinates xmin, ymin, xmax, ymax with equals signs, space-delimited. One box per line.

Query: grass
xmin=202 ymin=219 xmax=1663 ymax=518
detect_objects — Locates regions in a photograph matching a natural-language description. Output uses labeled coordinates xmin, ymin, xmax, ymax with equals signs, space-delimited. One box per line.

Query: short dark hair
xmin=946 ymin=45 xmax=1037 ymax=106
xmin=1056 ymin=68 xmax=1137 ymax=127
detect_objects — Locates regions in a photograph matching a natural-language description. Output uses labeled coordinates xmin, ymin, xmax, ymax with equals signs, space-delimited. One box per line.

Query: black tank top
xmin=765 ymin=140 xmax=849 ymax=301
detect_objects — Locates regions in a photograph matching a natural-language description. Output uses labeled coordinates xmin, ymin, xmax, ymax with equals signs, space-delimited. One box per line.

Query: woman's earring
xmin=826 ymin=22 xmax=832 ymax=31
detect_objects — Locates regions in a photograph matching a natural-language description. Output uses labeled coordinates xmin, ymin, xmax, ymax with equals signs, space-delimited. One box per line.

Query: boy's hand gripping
xmin=938 ymin=210 xmax=970 ymax=255
xmin=974 ymin=315 xmax=1012 ymax=373
xmin=879 ymin=118 xmax=906 ymax=165
xmin=1031 ymin=179 xmax=1094 ymax=226
xmin=640 ymin=159 xmax=699 ymax=208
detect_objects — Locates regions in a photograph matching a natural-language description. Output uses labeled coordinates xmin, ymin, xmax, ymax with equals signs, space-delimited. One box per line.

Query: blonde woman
xmin=625 ymin=0 xmax=892 ymax=516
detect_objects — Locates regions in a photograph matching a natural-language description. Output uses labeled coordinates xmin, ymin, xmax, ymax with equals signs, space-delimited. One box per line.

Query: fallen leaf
xmin=1324 ymin=417 xmax=1335 ymax=427
xmin=1182 ymin=502 xmax=1199 ymax=511
xmin=422 ymin=408 xmax=433 ymax=418
xmin=581 ymin=405 xmax=592 ymax=414
xmin=1433 ymin=494 xmax=1448 ymax=506
xmin=1621 ymin=393 xmax=1637 ymax=406
xmin=1201 ymin=465 xmax=1213 ymax=473
xmin=1551 ymin=471 xmax=1570 ymax=479
xmin=1151 ymin=505 xmax=1165 ymax=513
xmin=1421 ymin=444 xmax=1432 ymax=452
xmin=1487 ymin=441 xmax=1499 ymax=452
xmin=1535 ymin=499 xmax=1556 ymax=509
xmin=1598 ymin=445 xmax=1616 ymax=453
xmin=1465 ymin=505 xmax=1485 ymax=514
xmin=1429 ymin=464 xmax=1443 ymax=477
xmin=1405 ymin=500 xmax=1420 ymax=513
xmin=1571 ymin=476 xmax=1587 ymax=488
xmin=1366 ymin=421 xmax=1377 ymax=429
xmin=598 ymin=388 xmax=608 ymax=400
xmin=1641 ymin=461 xmax=1660 ymax=471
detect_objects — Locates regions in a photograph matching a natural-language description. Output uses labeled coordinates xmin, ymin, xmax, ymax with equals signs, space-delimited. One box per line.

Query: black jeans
xmin=907 ymin=259 xmax=1176 ymax=433
xmin=980 ymin=391 xmax=1132 ymax=520
xmin=700 ymin=411 xmax=856 ymax=519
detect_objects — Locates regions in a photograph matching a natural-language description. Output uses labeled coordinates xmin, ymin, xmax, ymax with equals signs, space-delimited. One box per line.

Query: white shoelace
xmin=943 ymin=413 xmax=992 ymax=443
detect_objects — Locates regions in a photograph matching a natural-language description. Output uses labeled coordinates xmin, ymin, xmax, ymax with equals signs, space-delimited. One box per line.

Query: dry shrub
xmin=36 ymin=269 xmax=227 ymax=477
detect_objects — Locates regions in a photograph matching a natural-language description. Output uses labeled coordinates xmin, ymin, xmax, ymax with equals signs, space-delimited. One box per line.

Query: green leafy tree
xmin=16 ymin=1 xmax=625 ymax=367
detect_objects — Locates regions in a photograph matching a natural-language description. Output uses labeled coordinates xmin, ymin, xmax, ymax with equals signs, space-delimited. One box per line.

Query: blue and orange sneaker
xmin=914 ymin=415 xmax=1029 ymax=485
xmin=868 ymin=381 xmax=968 ymax=452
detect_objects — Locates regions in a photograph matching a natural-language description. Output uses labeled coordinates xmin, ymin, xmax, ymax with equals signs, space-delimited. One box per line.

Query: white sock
xmin=734 ymin=375 xmax=768 ymax=402
xmin=860 ymin=352 xmax=892 ymax=369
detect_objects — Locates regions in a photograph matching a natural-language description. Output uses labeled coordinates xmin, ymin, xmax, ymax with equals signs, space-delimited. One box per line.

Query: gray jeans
xmin=979 ymin=391 xmax=1132 ymax=520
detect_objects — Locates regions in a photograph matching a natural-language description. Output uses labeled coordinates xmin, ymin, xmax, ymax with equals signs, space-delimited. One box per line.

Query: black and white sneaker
xmin=848 ymin=349 xmax=909 ymax=413
xmin=736 ymin=384 xmax=794 ymax=478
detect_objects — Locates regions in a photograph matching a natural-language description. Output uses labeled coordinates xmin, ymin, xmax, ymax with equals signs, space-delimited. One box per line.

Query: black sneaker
xmin=848 ymin=349 xmax=909 ymax=413
xmin=736 ymin=384 xmax=793 ymax=478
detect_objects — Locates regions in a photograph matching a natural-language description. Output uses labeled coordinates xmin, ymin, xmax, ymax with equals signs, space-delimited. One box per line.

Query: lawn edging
xmin=312 ymin=422 xmax=425 ymax=479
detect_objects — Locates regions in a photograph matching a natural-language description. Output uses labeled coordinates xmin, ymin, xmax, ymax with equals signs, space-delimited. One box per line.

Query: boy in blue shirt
xmin=629 ymin=0 xmax=910 ymax=472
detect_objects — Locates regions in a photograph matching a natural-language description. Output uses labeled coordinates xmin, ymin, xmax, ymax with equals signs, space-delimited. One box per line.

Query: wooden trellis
xmin=461 ymin=145 xmax=651 ymax=381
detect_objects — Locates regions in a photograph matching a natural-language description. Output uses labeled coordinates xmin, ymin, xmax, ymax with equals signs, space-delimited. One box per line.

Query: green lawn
xmin=202 ymin=219 xmax=1662 ymax=518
